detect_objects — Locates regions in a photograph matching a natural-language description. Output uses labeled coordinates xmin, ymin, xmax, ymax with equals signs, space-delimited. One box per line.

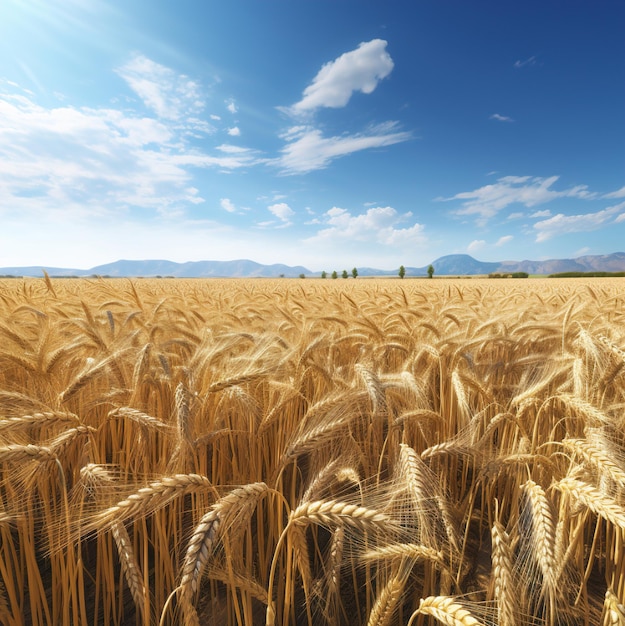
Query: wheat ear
xmin=290 ymin=499 xmax=392 ymax=532
xmin=111 ymin=522 xmax=148 ymax=622
xmin=556 ymin=477 xmax=625 ymax=530
xmin=179 ymin=482 xmax=267 ymax=596
xmin=84 ymin=474 xmax=214 ymax=534
xmin=410 ymin=596 xmax=483 ymax=626
xmin=366 ymin=561 xmax=410 ymax=626
xmin=521 ymin=479 xmax=556 ymax=590
xmin=603 ymin=589 xmax=625 ymax=626
xmin=490 ymin=521 xmax=517 ymax=626
xmin=563 ymin=437 xmax=625 ymax=490
xmin=177 ymin=483 xmax=267 ymax=625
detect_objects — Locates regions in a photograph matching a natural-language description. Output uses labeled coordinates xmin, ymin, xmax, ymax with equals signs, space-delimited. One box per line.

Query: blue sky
xmin=0 ymin=0 xmax=623 ymax=270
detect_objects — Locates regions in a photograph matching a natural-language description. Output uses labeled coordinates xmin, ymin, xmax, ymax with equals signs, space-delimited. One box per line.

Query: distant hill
xmin=0 ymin=259 xmax=311 ymax=278
xmin=1 ymin=252 xmax=624 ymax=278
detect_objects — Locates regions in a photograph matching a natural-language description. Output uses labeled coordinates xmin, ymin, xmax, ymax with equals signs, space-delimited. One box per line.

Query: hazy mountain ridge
xmin=1 ymin=252 xmax=625 ymax=278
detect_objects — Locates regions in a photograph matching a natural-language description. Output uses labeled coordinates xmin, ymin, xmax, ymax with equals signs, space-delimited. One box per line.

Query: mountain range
xmin=1 ymin=253 xmax=624 ymax=278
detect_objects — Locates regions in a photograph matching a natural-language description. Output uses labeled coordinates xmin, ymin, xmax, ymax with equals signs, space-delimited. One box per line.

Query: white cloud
xmin=210 ymin=114 xmax=221 ymax=121
xmin=268 ymin=202 xmax=295 ymax=224
xmin=514 ymin=56 xmax=537 ymax=68
xmin=490 ymin=113 xmax=514 ymax=122
xmin=615 ymin=213 xmax=625 ymax=223
xmin=467 ymin=239 xmax=486 ymax=253
xmin=530 ymin=209 xmax=552 ymax=218
xmin=0 ymin=66 xmax=261 ymax=224
xmin=226 ymin=99 xmax=237 ymax=114
xmin=220 ymin=198 xmax=236 ymax=213
xmin=289 ymin=39 xmax=394 ymax=114
xmin=307 ymin=206 xmax=425 ymax=247
xmin=445 ymin=175 xmax=596 ymax=222
xmin=116 ymin=54 xmax=203 ymax=121
xmin=495 ymin=235 xmax=514 ymax=246
xmin=216 ymin=143 xmax=250 ymax=154
xmin=227 ymin=126 xmax=241 ymax=136
xmin=277 ymin=122 xmax=410 ymax=174
xmin=534 ymin=203 xmax=625 ymax=242
xmin=507 ymin=212 xmax=525 ymax=220
xmin=605 ymin=185 xmax=625 ymax=199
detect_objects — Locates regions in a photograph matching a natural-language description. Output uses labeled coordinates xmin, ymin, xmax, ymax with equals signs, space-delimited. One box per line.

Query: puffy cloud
xmin=268 ymin=202 xmax=295 ymax=223
xmin=220 ymin=198 xmax=236 ymax=213
xmin=290 ymin=39 xmax=393 ymax=114
xmin=227 ymin=126 xmax=241 ymax=136
xmin=226 ymin=99 xmax=237 ymax=113
xmin=467 ymin=239 xmax=486 ymax=253
xmin=277 ymin=122 xmax=410 ymax=174
xmin=307 ymin=205 xmax=425 ymax=246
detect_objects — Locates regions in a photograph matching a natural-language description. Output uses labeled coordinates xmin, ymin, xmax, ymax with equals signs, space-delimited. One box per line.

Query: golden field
xmin=0 ymin=276 xmax=625 ymax=626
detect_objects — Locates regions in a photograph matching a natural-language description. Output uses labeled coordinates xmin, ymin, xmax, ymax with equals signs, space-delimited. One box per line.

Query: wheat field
xmin=0 ymin=276 xmax=624 ymax=626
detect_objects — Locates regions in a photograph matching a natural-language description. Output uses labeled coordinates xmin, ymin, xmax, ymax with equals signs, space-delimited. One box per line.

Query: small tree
xmin=342 ymin=270 xmax=348 ymax=279
xmin=351 ymin=267 xmax=358 ymax=279
xmin=299 ymin=273 xmax=306 ymax=279
xmin=331 ymin=270 xmax=338 ymax=279
xmin=427 ymin=264 xmax=434 ymax=279
xmin=398 ymin=265 xmax=405 ymax=279
xmin=321 ymin=270 xmax=327 ymax=279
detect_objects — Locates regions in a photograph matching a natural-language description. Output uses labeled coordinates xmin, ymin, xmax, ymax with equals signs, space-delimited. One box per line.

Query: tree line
xmin=312 ymin=265 xmax=435 ymax=279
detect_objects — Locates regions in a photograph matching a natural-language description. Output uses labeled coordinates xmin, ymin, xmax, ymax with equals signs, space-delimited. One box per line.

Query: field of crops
xmin=1 ymin=276 xmax=625 ymax=626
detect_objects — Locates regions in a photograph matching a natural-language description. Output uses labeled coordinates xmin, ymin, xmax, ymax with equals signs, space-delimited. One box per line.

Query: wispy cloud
xmin=530 ymin=209 xmax=552 ymax=218
xmin=0 ymin=60 xmax=260 ymax=224
xmin=307 ymin=206 xmax=425 ymax=247
xmin=444 ymin=175 xmax=597 ymax=223
xmin=277 ymin=122 xmax=410 ymax=174
xmin=514 ymin=56 xmax=537 ymax=69
xmin=226 ymin=99 xmax=237 ymax=113
xmin=605 ymin=185 xmax=625 ymax=199
xmin=289 ymin=39 xmax=393 ymax=115
xmin=490 ymin=113 xmax=514 ymax=122
xmin=495 ymin=235 xmax=514 ymax=246
xmin=116 ymin=54 xmax=204 ymax=121
xmin=534 ymin=202 xmax=625 ymax=242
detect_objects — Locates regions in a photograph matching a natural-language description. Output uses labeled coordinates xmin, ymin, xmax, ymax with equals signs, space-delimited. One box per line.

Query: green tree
xmin=351 ymin=267 xmax=358 ymax=279
xmin=321 ymin=270 xmax=327 ymax=279
xmin=427 ymin=264 xmax=434 ymax=279
xmin=342 ymin=270 xmax=348 ymax=279
xmin=299 ymin=273 xmax=306 ymax=279
xmin=331 ymin=270 xmax=338 ymax=279
xmin=398 ymin=265 xmax=405 ymax=279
